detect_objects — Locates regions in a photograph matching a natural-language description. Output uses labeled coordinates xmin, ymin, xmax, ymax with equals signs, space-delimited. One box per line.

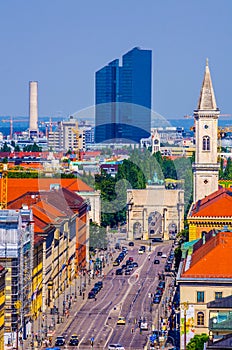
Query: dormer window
xmin=202 ymin=136 xmax=210 ymax=151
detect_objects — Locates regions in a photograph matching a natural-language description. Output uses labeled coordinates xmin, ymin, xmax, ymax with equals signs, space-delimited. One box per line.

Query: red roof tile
xmin=2 ymin=178 xmax=93 ymax=204
xmin=182 ymin=231 xmax=232 ymax=278
xmin=189 ymin=187 xmax=232 ymax=217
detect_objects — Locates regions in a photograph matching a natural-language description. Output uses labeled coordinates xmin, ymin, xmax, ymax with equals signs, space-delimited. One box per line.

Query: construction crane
xmin=71 ymin=122 xmax=81 ymax=160
xmin=39 ymin=117 xmax=58 ymax=138
xmin=0 ymin=164 xmax=8 ymax=209
xmin=1 ymin=117 xmax=28 ymax=139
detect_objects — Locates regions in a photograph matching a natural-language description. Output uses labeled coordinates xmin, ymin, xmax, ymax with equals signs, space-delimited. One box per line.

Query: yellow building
xmin=0 ymin=265 xmax=7 ymax=350
xmin=187 ymin=187 xmax=232 ymax=241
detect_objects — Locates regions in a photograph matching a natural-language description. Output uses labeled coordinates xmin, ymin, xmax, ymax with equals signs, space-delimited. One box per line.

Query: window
xmin=197 ymin=291 xmax=205 ymax=303
xmin=197 ymin=312 xmax=205 ymax=326
xmin=202 ymin=136 xmax=210 ymax=151
xmin=215 ymin=292 xmax=222 ymax=299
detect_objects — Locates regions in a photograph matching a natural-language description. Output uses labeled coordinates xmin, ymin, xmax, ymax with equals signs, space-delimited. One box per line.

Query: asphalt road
xmin=57 ymin=241 xmax=173 ymax=350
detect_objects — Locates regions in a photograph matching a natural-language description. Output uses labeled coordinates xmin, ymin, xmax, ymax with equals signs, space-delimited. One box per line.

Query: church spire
xmin=197 ymin=59 xmax=218 ymax=111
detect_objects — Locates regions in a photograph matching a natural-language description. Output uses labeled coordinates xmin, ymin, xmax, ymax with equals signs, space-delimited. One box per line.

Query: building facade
xmin=0 ymin=265 xmax=6 ymax=350
xmin=0 ymin=209 xmax=34 ymax=345
xmin=187 ymin=187 xmax=232 ymax=241
xmin=95 ymin=47 xmax=152 ymax=144
xmin=177 ymin=230 xmax=232 ymax=349
xmin=127 ymin=184 xmax=184 ymax=240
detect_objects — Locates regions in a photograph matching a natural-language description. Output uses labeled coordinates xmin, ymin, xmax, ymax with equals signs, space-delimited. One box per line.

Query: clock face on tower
xmin=154 ymin=139 xmax=159 ymax=144
xmin=204 ymin=124 xmax=209 ymax=129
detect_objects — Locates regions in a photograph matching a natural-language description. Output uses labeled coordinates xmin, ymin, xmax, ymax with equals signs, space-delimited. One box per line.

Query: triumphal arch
xmin=126 ymin=184 xmax=184 ymax=241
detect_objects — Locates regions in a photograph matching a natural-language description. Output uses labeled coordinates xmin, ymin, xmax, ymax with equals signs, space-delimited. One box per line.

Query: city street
xmin=42 ymin=240 xmax=175 ymax=350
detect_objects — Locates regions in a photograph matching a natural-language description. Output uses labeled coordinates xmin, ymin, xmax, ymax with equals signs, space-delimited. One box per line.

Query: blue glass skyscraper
xmin=95 ymin=47 xmax=152 ymax=143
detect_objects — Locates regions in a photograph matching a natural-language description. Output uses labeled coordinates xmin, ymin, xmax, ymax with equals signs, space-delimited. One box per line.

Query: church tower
xmin=151 ymin=129 xmax=160 ymax=154
xmin=193 ymin=59 xmax=220 ymax=203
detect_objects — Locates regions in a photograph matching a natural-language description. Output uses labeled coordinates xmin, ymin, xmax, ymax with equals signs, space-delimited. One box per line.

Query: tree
xmin=223 ymin=157 xmax=232 ymax=179
xmin=186 ymin=333 xmax=209 ymax=350
xmin=14 ymin=144 xmax=21 ymax=152
xmin=89 ymin=222 xmax=107 ymax=250
xmin=23 ymin=142 xmax=42 ymax=152
xmin=1 ymin=142 xmax=11 ymax=152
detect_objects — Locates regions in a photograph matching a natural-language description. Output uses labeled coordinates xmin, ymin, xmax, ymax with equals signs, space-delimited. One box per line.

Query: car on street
xmin=165 ymin=264 xmax=171 ymax=272
xmin=116 ymin=268 xmax=123 ymax=275
xmin=128 ymin=256 xmax=134 ymax=262
xmin=154 ymin=259 xmax=160 ymax=264
xmin=55 ymin=336 xmax=65 ymax=346
xmin=138 ymin=248 xmax=144 ymax=254
xmin=140 ymin=320 xmax=148 ymax=330
xmin=88 ymin=291 xmax=96 ymax=299
xmin=95 ymin=281 xmax=103 ymax=288
xmin=152 ymin=237 xmax=163 ymax=243
xmin=124 ymin=269 xmax=131 ymax=275
xmin=126 ymin=264 xmax=134 ymax=271
xmin=132 ymin=261 xmax=138 ymax=267
xmin=153 ymin=295 xmax=161 ymax=303
xmin=161 ymin=253 xmax=167 ymax=258
xmin=108 ymin=344 xmax=125 ymax=350
xmin=117 ymin=316 xmax=126 ymax=325
xmin=69 ymin=334 xmax=79 ymax=346
xmin=140 ymin=245 xmax=146 ymax=251
xmin=128 ymin=241 xmax=134 ymax=246
xmin=113 ymin=260 xmax=120 ymax=266
xmin=157 ymin=251 xmax=162 ymax=256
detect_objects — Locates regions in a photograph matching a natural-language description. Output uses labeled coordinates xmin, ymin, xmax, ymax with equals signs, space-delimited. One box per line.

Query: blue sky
xmin=0 ymin=0 xmax=231 ymax=120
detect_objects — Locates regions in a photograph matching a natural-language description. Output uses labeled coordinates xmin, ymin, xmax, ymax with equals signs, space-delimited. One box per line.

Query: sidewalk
xmin=23 ymin=253 xmax=116 ymax=349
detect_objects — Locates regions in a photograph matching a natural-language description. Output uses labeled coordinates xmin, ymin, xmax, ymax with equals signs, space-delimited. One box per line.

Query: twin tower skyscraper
xmin=95 ymin=47 xmax=152 ymax=144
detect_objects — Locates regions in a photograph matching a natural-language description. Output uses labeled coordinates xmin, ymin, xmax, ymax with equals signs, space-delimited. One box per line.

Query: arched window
xmin=203 ymin=136 xmax=210 ymax=151
xmin=197 ymin=312 xmax=204 ymax=326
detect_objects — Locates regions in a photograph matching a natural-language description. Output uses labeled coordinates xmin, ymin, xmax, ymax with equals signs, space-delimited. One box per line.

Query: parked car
xmin=140 ymin=245 xmax=146 ymax=251
xmin=88 ymin=291 xmax=96 ymax=299
xmin=138 ymin=248 xmax=144 ymax=254
xmin=128 ymin=241 xmax=134 ymax=246
xmin=132 ymin=261 xmax=138 ymax=267
xmin=154 ymin=259 xmax=160 ymax=264
xmin=157 ymin=251 xmax=162 ymax=256
xmin=153 ymin=296 xmax=161 ymax=304
xmin=95 ymin=281 xmax=103 ymax=288
xmin=116 ymin=268 xmax=123 ymax=275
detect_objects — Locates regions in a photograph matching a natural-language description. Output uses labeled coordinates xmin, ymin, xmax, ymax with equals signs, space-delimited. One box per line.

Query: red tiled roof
xmin=182 ymin=231 xmax=232 ymax=278
xmin=3 ymin=178 xmax=94 ymax=203
xmin=189 ymin=187 xmax=232 ymax=217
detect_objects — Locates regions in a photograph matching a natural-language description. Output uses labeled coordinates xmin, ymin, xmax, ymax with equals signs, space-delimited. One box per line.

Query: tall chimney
xmin=29 ymin=81 xmax=38 ymax=136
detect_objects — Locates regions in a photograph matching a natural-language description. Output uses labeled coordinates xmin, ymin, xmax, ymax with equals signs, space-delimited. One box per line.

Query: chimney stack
xmin=29 ymin=81 xmax=38 ymax=137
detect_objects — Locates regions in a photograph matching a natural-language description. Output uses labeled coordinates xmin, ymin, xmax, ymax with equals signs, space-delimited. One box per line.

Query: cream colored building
xmin=127 ymin=184 xmax=184 ymax=240
xmin=192 ymin=59 xmax=220 ymax=203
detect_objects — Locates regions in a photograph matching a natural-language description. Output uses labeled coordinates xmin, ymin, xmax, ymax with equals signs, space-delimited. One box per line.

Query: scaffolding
xmin=0 ymin=208 xmax=34 ymax=347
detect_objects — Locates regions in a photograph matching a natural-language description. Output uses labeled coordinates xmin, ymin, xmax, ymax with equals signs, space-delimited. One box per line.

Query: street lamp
xmin=79 ymin=269 xmax=82 ymax=296
xmin=181 ymin=301 xmax=189 ymax=350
